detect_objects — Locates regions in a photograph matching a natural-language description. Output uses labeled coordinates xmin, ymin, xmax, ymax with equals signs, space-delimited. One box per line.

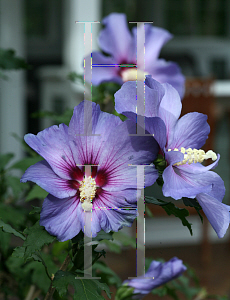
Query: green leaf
xmin=93 ymin=261 xmax=122 ymax=288
xmin=12 ymin=246 xmax=26 ymax=258
xmin=31 ymin=109 xmax=73 ymax=126
xmin=182 ymin=197 xmax=203 ymax=223
xmin=23 ymin=221 xmax=56 ymax=261
xmin=0 ymin=48 xmax=29 ymax=70
xmin=11 ymin=156 xmax=43 ymax=172
xmin=29 ymin=206 xmax=42 ymax=214
xmin=0 ymin=203 xmax=26 ymax=228
xmin=0 ymin=153 xmax=14 ymax=170
xmin=145 ymin=196 xmax=193 ymax=235
xmin=0 ymin=229 xmax=11 ymax=255
xmin=52 ymin=240 xmax=69 ymax=256
xmin=165 ymin=285 xmax=180 ymax=300
xmin=0 ymin=219 xmax=25 ymax=240
xmin=26 ymin=184 xmax=48 ymax=202
xmin=151 ymin=285 xmax=168 ymax=297
xmin=11 ymin=133 xmax=37 ymax=156
xmin=67 ymin=72 xmax=84 ymax=83
xmin=5 ymin=175 xmax=29 ymax=196
xmin=24 ymin=253 xmax=58 ymax=293
xmin=12 ymin=247 xmax=54 ymax=282
xmin=53 ymin=270 xmax=111 ymax=299
xmin=145 ymin=205 xmax=154 ymax=218
xmin=100 ymin=239 xmax=121 ymax=253
xmin=113 ymin=231 xmax=136 ymax=248
xmin=92 ymin=230 xmax=113 ymax=242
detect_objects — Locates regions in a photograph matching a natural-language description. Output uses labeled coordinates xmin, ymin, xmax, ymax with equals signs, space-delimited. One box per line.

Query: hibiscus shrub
xmin=0 ymin=13 xmax=229 ymax=300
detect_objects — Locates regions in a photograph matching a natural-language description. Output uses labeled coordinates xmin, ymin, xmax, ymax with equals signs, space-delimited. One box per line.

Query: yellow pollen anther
xmin=169 ymin=148 xmax=217 ymax=166
xmin=79 ymin=176 xmax=96 ymax=211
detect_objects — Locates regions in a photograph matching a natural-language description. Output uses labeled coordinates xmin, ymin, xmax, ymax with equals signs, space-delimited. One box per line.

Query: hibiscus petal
xmin=132 ymin=24 xmax=173 ymax=66
xmin=124 ymin=257 xmax=186 ymax=296
xmin=147 ymin=59 xmax=185 ymax=98
xmin=168 ymin=112 xmax=210 ymax=150
xmin=162 ymin=162 xmax=213 ymax=200
xmin=98 ymin=13 xmax=132 ymax=62
xmin=97 ymin=121 xmax=158 ymax=191
xmin=21 ymin=161 xmax=76 ymax=199
xmin=68 ymin=101 xmax=122 ymax=165
xmin=157 ymin=83 xmax=182 ymax=142
xmin=114 ymin=80 xmax=163 ymax=117
xmin=24 ymin=124 xmax=75 ymax=180
xmin=93 ymin=192 xmax=137 ymax=234
xmin=145 ymin=117 xmax=167 ymax=150
xmin=89 ymin=52 xmax=122 ymax=86
xmin=40 ymin=194 xmax=82 ymax=241
xmin=196 ymin=193 xmax=230 ymax=238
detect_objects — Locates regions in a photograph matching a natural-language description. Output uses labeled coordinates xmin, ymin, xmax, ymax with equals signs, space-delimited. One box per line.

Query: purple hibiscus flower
xmin=21 ymin=101 xmax=159 ymax=241
xmin=114 ymin=76 xmax=230 ymax=238
xmin=122 ymin=257 xmax=186 ymax=299
xmin=86 ymin=13 xmax=185 ymax=98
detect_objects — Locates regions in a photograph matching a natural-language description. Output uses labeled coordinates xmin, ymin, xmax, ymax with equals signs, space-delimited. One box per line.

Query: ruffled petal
xmin=97 ymin=120 xmax=159 ymax=191
xmin=21 ymin=161 xmax=76 ymax=199
xmin=24 ymin=124 xmax=75 ymax=180
xmin=168 ymin=112 xmax=210 ymax=150
xmin=147 ymin=59 xmax=185 ymax=98
xmin=88 ymin=52 xmax=122 ymax=86
xmin=132 ymin=24 xmax=173 ymax=66
xmin=68 ymin=101 xmax=122 ymax=165
xmin=196 ymin=193 xmax=230 ymax=238
xmin=114 ymin=80 xmax=163 ymax=117
xmin=98 ymin=13 xmax=132 ymax=62
xmin=40 ymin=194 xmax=82 ymax=241
xmin=145 ymin=117 xmax=167 ymax=150
xmin=162 ymin=152 xmax=214 ymax=199
xmin=92 ymin=191 xmax=137 ymax=234
xmin=157 ymin=83 xmax=182 ymax=143
xmin=124 ymin=257 xmax=186 ymax=296
xmin=69 ymin=103 xmax=158 ymax=191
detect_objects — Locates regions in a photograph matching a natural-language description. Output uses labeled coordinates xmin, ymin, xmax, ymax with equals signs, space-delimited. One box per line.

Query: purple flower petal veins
xmin=114 ymin=76 xmax=229 ymax=238
xmin=123 ymin=257 xmax=186 ymax=299
xmin=87 ymin=13 xmax=185 ymax=98
xmin=21 ymin=100 xmax=159 ymax=241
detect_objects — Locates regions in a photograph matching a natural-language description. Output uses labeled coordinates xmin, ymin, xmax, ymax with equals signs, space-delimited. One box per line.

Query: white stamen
xmin=168 ymin=147 xmax=217 ymax=166
xmin=79 ymin=176 xmax=96 ymax=211
xmin=121 ymin=68 xmax=149 ymax=82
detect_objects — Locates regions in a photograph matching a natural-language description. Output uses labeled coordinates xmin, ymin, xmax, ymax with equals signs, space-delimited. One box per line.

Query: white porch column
xmin=63 ymin=0 xmax=102 ymax=74
xmin=0 ymin=0 xmax=26 ymax=162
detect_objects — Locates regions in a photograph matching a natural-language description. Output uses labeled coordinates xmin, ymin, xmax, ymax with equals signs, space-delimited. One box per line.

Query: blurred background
xmin=1 ymin=0 xmax=230 ymax=298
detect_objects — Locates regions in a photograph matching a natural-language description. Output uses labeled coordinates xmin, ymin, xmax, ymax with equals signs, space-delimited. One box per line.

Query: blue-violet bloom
xmin=122 ymin=257 xmax=186 ymax=299
xmin=86 ymin=13 xmax=185 ymax=98
xmin=114 ymin=76 xmax=230 ymax=238
xmin=21 ymin=101 xmax=159 ymax=241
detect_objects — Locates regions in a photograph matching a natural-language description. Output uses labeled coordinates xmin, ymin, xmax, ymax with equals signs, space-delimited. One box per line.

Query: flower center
xmin=168 ymin=147 xmax=217 ymax=166
xmin=79 ymin=176 xmax=97 ymax=211
xmin=121 ymin=68 xmax=149 ymax=82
